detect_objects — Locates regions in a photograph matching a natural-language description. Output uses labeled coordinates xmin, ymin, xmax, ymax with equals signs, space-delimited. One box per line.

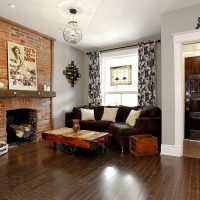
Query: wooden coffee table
xmin=42 ymin=127 xmax=109 ymax=153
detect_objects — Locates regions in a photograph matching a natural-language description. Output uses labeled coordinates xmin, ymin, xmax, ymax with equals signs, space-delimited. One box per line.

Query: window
xmin=101 ymin=48 xmax=138 ymax=106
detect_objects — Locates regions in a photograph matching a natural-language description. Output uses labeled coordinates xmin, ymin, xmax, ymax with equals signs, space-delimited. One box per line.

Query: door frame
xmin=173 ymin=29 xmax=200 ymax=157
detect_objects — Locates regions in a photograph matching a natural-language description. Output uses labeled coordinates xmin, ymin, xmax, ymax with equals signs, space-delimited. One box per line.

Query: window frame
xmin=100 ymin=48 xmax=138 ymax=106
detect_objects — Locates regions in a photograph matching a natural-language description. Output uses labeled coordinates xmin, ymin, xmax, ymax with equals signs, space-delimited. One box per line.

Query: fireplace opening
xmin=6 ymin=109 xmax=37 ymax=144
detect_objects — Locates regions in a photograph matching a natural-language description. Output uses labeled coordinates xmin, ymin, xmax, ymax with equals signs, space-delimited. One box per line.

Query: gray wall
xmin=156 ymin=43 xmax=161 ymax=108
xmin=161 ymin=4 xmax=200 ymax=145
xmin=52 ymin=41 xmax=88 ymax=128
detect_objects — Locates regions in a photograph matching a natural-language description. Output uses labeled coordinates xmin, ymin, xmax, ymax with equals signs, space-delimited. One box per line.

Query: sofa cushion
xmin=101 ymin=107 xmax=118 ymax=122
xmin=80 ymin=120 xmax=113 ymax=132
xmin=140 ymin=106 xmax=161 ymax=117
xmin=109 ymin=123 xmax=137 ymax=136
xmin=89 ymin=106 xmax=118 ymax=120
xmin=125 ymin=110 xmax=141 ymax=126
xmin=116 ymin=106 xmax=139 ymax=122
xmin=80 ymin=108 xmax=95 ymax=120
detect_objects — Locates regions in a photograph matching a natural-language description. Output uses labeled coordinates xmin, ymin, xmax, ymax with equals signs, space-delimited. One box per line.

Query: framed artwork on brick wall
xmin=110 ymin=65 xmax=132 ymax=85
xmin=7 ymin=41 xmax=37 ymax=90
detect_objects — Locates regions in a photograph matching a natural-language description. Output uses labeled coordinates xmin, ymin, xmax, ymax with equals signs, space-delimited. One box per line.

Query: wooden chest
xmin=129 ymin=134 xmax=158 ymax=156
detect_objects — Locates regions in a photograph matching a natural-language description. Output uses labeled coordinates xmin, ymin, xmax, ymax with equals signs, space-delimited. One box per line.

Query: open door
xmin=185 ymin=56 xmax=200 ymax=140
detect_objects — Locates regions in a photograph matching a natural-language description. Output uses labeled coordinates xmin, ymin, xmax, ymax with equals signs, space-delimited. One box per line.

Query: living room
xmin=0 ymin=0 xmax=200 ymax=199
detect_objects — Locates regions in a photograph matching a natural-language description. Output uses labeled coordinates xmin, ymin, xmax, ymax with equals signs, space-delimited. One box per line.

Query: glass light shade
xmin=63 ymin=21 xmax=83 ymax=44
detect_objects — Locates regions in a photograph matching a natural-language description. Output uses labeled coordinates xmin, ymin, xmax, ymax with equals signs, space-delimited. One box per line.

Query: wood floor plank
xmin=0 ymin=141 xmax=200 ymax=200
xmin=190 ymin=158 xmax=198 ymax=200
xmin=198 ymin=159 xmax=200 ymax=200
xmin=180 ymin=156 xmax=193 ymax=200
xmin=137 ymin=156 xmax=161 ymax=200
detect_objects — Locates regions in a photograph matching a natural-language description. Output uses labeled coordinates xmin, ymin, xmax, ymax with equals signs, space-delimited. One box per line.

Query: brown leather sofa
xmin=65 ymin=105 xmax=161 ymax=152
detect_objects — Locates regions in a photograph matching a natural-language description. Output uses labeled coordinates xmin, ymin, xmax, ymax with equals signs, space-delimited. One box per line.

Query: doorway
xmin=171 ymin=29 xmax=200 ymax=157
xmin=183 ymin=43 xmax=200 ymax=158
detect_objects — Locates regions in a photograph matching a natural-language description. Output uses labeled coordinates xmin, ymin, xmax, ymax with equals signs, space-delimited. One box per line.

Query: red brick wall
xmin=0 ymin=18 xmax=54 ymax=142
xmin=0 ymin=18 xmax=53 ymax=89
xmin=0 ymin=98 xmax=51 ymax=141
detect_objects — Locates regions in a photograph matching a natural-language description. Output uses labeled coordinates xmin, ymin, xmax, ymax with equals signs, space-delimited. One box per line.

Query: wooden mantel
xmin=0 ymin=89 xmax=56 ymax=98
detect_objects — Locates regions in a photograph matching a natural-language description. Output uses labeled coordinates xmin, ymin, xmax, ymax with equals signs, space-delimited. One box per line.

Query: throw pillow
xmin=80 ymin=108 xmax=95 ymax=121
xmin=101 ymin=108 xmax=118 ymax=122
xmin=126 ymin=109 xmax=141 ymax=126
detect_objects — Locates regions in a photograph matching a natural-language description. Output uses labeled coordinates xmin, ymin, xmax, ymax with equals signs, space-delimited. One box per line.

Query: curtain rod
xmin=86 ymin=40 xmax=161 ymax=55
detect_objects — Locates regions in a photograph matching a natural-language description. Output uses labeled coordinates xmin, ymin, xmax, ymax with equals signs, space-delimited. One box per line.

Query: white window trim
xmin=101 ymin=48 xmax=138 ymax=106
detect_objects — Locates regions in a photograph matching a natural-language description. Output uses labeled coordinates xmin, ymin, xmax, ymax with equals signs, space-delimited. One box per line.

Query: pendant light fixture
xmin=63 ymin=8 xmax=83 ymax=44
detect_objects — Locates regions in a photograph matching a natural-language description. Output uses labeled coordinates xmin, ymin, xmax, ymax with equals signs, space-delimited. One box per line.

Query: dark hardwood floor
xmin=0 ymin=141 xmax=199 ymax=200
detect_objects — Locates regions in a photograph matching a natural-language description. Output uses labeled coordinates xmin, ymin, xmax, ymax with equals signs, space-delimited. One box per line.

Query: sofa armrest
xmin=65 ymin=112 xmax=73 ymax=127
xmin=134 ymin=117 xmax=161 ymax=131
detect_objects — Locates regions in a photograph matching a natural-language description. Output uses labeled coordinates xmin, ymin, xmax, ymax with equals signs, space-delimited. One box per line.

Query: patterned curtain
xmin=88 ymin=51 xmax=101 ymax=106
xmin=138 ymin=41 xmax=156 ymax=107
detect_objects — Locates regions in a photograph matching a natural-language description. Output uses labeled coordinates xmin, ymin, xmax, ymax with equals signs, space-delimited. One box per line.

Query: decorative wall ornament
xmin=63 ymin=61 xmax=81 ymax=87
xmin=110 ymin=65 xmax=132 ymax=85
xmin=196 ymin=17 xmax=200 ymax=29
xmin=7 ymin=41 xmax=37 ymax=91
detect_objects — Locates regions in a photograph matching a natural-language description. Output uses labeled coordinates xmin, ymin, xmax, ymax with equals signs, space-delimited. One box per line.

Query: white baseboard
xmin=161 ymin=144 xmax=182 ymax=157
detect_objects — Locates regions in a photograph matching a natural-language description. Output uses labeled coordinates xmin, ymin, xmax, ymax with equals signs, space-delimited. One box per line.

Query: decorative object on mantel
xmin=7 ymin=41 xmax=37 ymax=91
xmin=0 ymin=82 xmax=4 ymax=89
xmin=43 ymin=85 xmax=51 ymax=91
xmin=43 ymin=84 xmax=47 ymax=91
xmin=46 ymin=86 xmax=51 ymax=91
xmin=196 ymin=17 xmax=200 ymax=29
xmin=63 ymin=8 xmax=83 ymax=44
xmin=63 ymin=61 xmax=81 ymax=87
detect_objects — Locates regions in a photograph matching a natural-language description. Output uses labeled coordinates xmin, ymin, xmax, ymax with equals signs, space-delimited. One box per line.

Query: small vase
xmin=72 ymin=119 xmax=80 ymax=133
xmin=0 ymin=82 xmax=4 ymax=89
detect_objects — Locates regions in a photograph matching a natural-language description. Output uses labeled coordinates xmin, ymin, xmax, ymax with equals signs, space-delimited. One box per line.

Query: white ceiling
xmin=0 ymin=0 xmax=200 ymax=52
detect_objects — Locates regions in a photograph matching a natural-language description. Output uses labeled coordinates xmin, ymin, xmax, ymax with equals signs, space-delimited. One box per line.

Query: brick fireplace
xmin=0 ymin=97 xmax=51 ymax=142
xmin=0 ymin=17 xmax=55 ymax=142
